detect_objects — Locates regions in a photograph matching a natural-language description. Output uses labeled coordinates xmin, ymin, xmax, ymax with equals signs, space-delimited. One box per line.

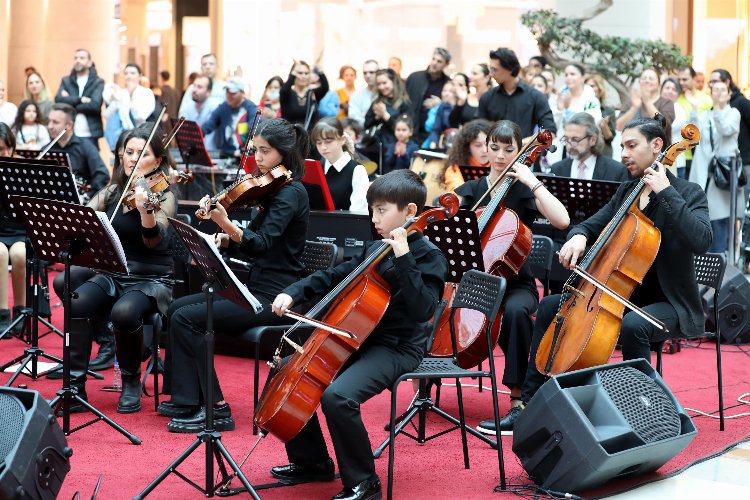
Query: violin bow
xmin=37 ymin=126 xmax=69 ymax=159
xmin=109 ymin=107 xmax=167 ymax=223
xmin=163 ymin=116 xmax=185 ymax=147
xmin=234 ymin=108 xmax=263 ymax=181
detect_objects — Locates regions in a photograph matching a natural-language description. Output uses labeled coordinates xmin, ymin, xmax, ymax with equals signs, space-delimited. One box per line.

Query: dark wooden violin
xmin=536 ymin=123 xmax=700 ymax=376
xmin=123 ymin=168 xmax=170 ymax=214
xmin=255 ymin=193 xmax=460 ymax=442
xmin=429 ymin=129 xmax=555 ymax=368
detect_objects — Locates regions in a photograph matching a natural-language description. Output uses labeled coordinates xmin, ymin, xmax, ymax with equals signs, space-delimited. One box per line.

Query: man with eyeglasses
xmin=347 ymin=60 xmax=380 ymax=127
xmin=616 ymin=68 xmax=674 ymax=137
xmin=551 ymin=112 xmax=628 ymax=182
xmin=405 ymin=47 xmax=453 ymax=143
xmin=475 ymin=47 xmax=556 ymax=139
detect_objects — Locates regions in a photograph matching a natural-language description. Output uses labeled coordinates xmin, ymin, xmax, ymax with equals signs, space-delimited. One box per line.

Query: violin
xmin=194 ymin=165 xmax=292 ymax=220
xmin=535 ymin=123 xmax=700 ymax=376
xmin=123 ymin=168 xmax=170 ymax=214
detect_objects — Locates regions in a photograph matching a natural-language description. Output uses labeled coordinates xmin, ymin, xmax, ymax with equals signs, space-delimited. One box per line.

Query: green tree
xmin=521 ymin=3 xmax=692 ymax=104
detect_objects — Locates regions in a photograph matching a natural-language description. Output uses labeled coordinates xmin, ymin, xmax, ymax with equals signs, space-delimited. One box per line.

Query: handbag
xmin=707 ymin=118 xmax=746 ymax=191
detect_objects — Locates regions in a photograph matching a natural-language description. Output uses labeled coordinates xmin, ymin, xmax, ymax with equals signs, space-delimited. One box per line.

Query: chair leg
xmin=485 ymin=350 xmax=506 ymax=490
xmin=455 ymin=376 xmax=470 ymax=469
xmin=253 ymin=342 xmax=261 ymax=436
xmin=387 ymin=380 xmax=400 ymax=500
xmin=152 ymin=319 xmax=160 ymax=411
xmin=655 ymin=346 xmax=663 ymax=376
xmin=716 ymin=335 xmax=725 ymax=431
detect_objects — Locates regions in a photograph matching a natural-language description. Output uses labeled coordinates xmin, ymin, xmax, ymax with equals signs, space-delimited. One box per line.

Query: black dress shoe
xmin=270 ymin=458 xmax=335 ymax=485
xmin=166 ymin=404 xmax=235 ymax=433
xmin=332 ymin=477 xmax=382 ymax=500
xmin=45 ymin=364 xmax=64 ymax=379
xmin=157 ymin=400 xmax=196 ymax=418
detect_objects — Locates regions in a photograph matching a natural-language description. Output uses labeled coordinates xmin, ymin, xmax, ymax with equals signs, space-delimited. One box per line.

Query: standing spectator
xmin=179 ymin=53 xmax=225 ymax=112
xmin=476 ymin=48 xmax=557 ymax=138
xmin=449 ymin=64 xmax=493 ymax=127
xmin=24 ymin=71 xmax=53 ymax=123
xmin=616 ymin=68 xmax=674 ymax=137
xmin=676 ymin=66 xmax=713 ymax=177
xmin=710 ymin=69 xmax=750 ymax=174
xmin=405 ymin=47 xmax=452 ymax=144
xmin=103 ymin=63 xmax=156 ymax=150
xmin=557 ymin=63 xmax=601 ymax=127
xmin=424 ymin=80 xmax=456 ymax=149
xmin=383 ymin=114 xmax=418 ymax=173
xmin=695 ymin=72 xmax=706 ymax=92
xmin=0 ymin=80 xmax=18 ymax=126
xmin=178 ymin=75 xmax=219 ymax=150
xmin=585 ymin=73 xmax=616 ymax=158
xmin=159 ymin=70 xmax=181 ymax=121
xmin=348 ymin=60 xmax=379 ymax=127
xmin=54 ymin=49 xmax=105 ymax=149
xmin=689 ymin=79 xmax=741 ymax=254
xmin=336 ymin=65 xmax=357 ymax=120
xmin=201 ymin=77 xmax=257 ymax=158
xmin=259 ymin=76 xmax=283 ymax=119
xmin=388 ymin=57 xmax=403 ymax=78
xmin=364 ymin=69 xmax=411 ymax=155
xmin=12 ymin=100 xmax=50 ymax=150
xmin=279 ymin=60 xmax=329 ymax=129
xmin=312 ymin=67 xmax=339 ymax=119
xmin=660 ymin=77 xmax=688 ymax=177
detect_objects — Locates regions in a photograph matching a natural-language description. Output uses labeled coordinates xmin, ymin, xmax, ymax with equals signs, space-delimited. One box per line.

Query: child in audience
xmin=12 ymin=100 xmax=50 ymax=150
xmin=383 ymin=114 xmax=418 ymax=173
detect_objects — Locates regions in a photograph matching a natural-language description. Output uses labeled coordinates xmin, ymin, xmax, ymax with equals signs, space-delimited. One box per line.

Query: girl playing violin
xmin=51 ymin=123 xmax=177 ymax=414
xmin=161 ymin=118 xmax=311 ymax=433
xmin=452 ymin=120 xmax=569 ymax=436
xmin=268 ymin=169 xmax=449 ymax=500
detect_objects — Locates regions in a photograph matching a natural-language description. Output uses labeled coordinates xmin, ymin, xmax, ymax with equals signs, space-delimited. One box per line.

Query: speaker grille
xmin=599 ymin=367 xmax=681 ymax=443
xmin=0 ymin=394 xmax=26 ymax=461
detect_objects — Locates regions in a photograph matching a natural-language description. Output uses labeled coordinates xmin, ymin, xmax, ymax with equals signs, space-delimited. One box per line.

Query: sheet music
xmin=95 ymin=211 xmax=130 ymax=274
xmin=195 ymin=227 xmax=263 ymax=313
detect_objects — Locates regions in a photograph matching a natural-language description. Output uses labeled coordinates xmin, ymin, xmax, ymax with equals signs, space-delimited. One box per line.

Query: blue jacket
xmin=384 ymin=140 xmax=419 ymax=173
xmin=202 ymin=98 xmax=258 ymax=156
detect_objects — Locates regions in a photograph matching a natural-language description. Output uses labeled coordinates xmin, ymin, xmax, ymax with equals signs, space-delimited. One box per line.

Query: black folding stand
xmin=12 ymin=196 xmax=140 ymax=444
xmin=135 ymin=218 xmax=262 ymax=499
xmin=458 ymin=164 xmax=490 ymax=182
xmin=0 ymin=158 xmax=103 ymax=384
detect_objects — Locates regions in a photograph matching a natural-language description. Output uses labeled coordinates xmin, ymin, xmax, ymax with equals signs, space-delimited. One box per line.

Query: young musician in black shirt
xmin=161 ymin=118 xmax=311 ymax=433
xmin=268 ymin=169 xmax=449 ymax=500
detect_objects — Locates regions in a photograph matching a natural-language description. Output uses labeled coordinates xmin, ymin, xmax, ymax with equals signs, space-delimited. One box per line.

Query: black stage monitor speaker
xmin=0 ymin=388 xmax=72 ymax=499
xmin=703 ymin=264 xmax=750 ymax=344
xmin=512 ymin=359 xmax=696 ymax=494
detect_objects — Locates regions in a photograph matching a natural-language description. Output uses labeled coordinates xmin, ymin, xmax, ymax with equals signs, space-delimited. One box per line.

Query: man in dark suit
xmin=550 ymin=112 xmax=629 ymax=182
xmin=478 ymin=115 xmax=712 ymax=435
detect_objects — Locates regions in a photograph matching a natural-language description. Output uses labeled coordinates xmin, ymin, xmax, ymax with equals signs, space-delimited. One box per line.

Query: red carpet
xmin=1 ymin=271 xmax=750 ymax=499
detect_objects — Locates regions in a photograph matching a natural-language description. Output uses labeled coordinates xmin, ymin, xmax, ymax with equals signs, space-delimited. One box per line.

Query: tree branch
xmin=572 ymin=0 xmax=614 ymax=21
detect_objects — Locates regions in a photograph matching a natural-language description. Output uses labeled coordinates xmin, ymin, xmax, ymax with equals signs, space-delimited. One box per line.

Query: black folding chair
xmin=528 ymin=235 xmax=554 ymax=296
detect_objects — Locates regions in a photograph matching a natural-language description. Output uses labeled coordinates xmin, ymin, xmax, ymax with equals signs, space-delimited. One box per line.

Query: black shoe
xmin=117 ymin=375 xmax=142 ymax=413
xmin=270 ymin=458 xmax=335 ymax=485
xmin=477 ymin=405 xmax=524 ymax=436
xmin=332 ymin=477 xmax=382 ymax=500
xmin=45 ymin=364 xmax=64 ymax=379
xmin=55 ymin=388 xmax=89 ymax=415
xmin=157 ymin=400 xmax=196 ymax=418
xmin=166 ymin=404 xmax=235 ymax=433
xmin=11 ymin=306 xmax=25 ymax=335
xmin=89 ymin=340 xmax=116 ymax=371
xmin=0 ymin=309 xmax=11 ymax=334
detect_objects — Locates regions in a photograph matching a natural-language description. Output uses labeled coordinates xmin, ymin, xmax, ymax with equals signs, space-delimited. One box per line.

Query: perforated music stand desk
xmin=135 ymin=217 xmax=261 ymax=499
xmin=536 ymin=174 xmax=621 ymax=221
xmin=174 ymin=118 xmax=213 ymax=168
xmin=0 ymin=159 xmax=83 ymax=381
xmin=458 ymin=165 xmax=490 ymax=182
xmin=11 ymin=195 xmax=140 ymax=444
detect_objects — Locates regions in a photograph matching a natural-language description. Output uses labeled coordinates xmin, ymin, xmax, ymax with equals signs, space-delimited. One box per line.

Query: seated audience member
xmin=12 ymin=100 xmax=50 ymax=150
xmin=551 ymin=112 xmax=629 ymax=181
xmin=383 ymin=114 xmax=418 ymax=173
xmin=0 ymin=124 xmax=26 ymax=333
xmin=443 ymin=118 xmax=492 ymax=192
xmin=201 ymin=77 xmax=257 ymax=158
xmin=311 ymin=117 xmax=369 ymax=212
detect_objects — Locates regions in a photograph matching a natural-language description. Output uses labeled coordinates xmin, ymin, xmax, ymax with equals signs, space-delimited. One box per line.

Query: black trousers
xmin=167 ymin=292 xmax=286 ymax=406
xmin=284 ymin=342 xmax=422 ymax=489
xmin=521 ymin=294 xmax=680 ymax=403
xmin=497 ymin=287 xmax=538 ymax=388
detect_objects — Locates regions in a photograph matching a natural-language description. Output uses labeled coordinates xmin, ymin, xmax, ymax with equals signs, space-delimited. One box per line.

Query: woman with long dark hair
xmin=364 ymin=69 xmax=411 ymax=154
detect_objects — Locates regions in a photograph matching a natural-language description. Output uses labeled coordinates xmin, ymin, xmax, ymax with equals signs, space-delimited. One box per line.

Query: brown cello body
xmin=536 ymin=207 xmax=660 ymax=375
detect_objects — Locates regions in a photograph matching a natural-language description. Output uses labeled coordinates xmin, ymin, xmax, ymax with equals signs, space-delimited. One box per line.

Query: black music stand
xmin=373 ymin=209 xmax=497 ymax=453
xmin=174 ymin=119 xmax=214 ymax=170
xmin=12 ymin=196 xmax=140 ymax=444
xmin=0 ymin=159 xmax=102 ymax=385
xmin=535 ymin=174 xmax=621 ymax=221
xmin=458 ymin=164 xmax=490 ymax=182
xmin=135 ymin=217 xmax=262 ymax=500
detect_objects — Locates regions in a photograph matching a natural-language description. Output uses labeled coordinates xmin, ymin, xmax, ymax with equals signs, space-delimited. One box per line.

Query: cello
xmin=255 ymin=193 xmax=459 ymax=442
xmin=429 ymin=130 xmax=555 ymax=368
xmin=536 ymin=124 xmax=700 ymax=376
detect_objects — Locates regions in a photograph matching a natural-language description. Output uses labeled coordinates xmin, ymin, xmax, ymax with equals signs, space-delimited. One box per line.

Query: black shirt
xmin=476 ymin=81 xmax=557 ymax=137
xmin=280 ymin=72 xmax=330 ymax=129
xmin=454 ymin=177 xmax=538 ymax=296
xmin=49 ymin=134 xmax=110 ymax=192
xmin=284 ymin=233 xmax=448 ymax=357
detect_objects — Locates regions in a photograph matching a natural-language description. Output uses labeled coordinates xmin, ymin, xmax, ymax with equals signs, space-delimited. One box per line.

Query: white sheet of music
xmin=95 ymin=210 xmax=130 ymax=275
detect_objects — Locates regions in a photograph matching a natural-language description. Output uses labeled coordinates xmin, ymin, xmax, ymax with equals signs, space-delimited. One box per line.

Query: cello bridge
xmin=562 ymin=284 xmax=585 ymax=299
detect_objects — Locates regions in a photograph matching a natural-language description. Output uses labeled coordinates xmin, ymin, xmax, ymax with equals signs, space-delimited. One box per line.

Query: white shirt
xmin=570 ymin=154 xmax=597 ymax=180
xmin=74 ymin=74 xmax=92 ymax=137
xmin=179 ymin=97 xmax=220 ymax=150
xmin=0 ymin=102 xmax=18 ymax=126
xmin=324 ymin=152 xmax=370 ymax=213
xmin=104 ymin=84 xmax=155 ymax=129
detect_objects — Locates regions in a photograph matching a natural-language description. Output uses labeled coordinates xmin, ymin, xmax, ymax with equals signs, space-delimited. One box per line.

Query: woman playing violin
xmin=51 ymin=123 xmax=177 ymax=414
xmin=452 ymin=120 xmax=569 ymax=437
xmin=502 ymin=115 xmax=712 ymax=434
xmin=267 ymin=170 xmax=449 ymax=500
xmin=161 ymin=118 xmax=311 ymax=433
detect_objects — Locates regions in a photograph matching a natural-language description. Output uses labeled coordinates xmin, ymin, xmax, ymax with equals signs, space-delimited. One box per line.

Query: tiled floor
xmin=609 ymin=439 xmax=750 ymax=498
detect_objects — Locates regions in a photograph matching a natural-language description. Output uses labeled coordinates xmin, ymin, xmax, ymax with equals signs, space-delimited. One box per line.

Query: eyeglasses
xmin=560 ymin=135 xmax=590 ymax=146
